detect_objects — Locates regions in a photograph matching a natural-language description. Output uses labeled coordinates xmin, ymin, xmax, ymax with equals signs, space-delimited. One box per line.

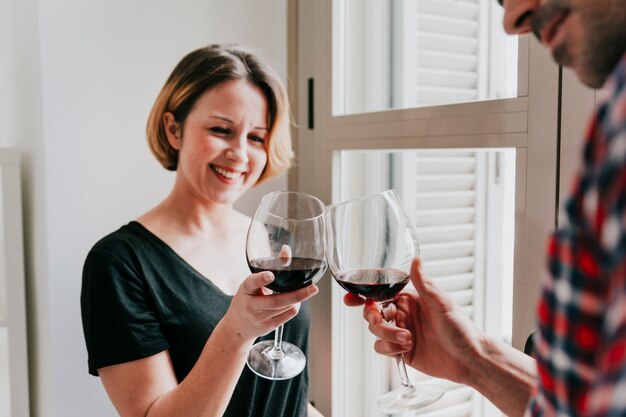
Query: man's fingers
xmin=410 ymin=257 xmax=437 ymax=296
xmin=373 ymin=334 xmax=413 ymax=356
xmin=367 ymin=319 xmax=413 ymax=344
xmin=344 ymin=292 xmax=366 ymax=306
xmin=363 ymin=300 xmax=383 ymax=325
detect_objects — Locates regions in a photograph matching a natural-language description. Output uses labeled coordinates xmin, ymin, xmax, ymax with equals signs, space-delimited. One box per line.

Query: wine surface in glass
xmin=248 ymin=257 xmax=325 ymax=292
xmin=334 ymin=268 xmax=409 ymax=302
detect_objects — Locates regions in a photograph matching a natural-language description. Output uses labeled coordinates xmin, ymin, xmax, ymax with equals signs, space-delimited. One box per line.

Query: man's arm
xmin=349 ymin=258 xmax=537 ymax=417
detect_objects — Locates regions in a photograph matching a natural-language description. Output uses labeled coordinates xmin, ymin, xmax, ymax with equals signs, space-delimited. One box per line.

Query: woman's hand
xmin=223 ymin=270 xmax=318 ymax=343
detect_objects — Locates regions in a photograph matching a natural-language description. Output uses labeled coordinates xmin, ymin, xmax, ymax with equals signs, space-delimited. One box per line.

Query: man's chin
xmin=552 ymin=44 xmax=573 ymax=69
xmin=576 ymin=68 xmax=608 ymax=89
xmin=552 ymin=47 xmax=605 ymax=89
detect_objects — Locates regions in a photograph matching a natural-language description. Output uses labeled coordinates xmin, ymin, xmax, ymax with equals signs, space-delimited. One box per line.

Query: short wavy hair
xmin=146 ymin=44 xmax=293 ymax=184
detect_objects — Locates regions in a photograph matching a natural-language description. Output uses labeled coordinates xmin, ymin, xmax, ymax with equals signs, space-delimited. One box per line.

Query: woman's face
xmin=167 ymin=79 xmax=269 ymax=206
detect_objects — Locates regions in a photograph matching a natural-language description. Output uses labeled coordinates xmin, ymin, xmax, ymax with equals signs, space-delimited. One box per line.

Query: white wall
xmin=1 ymin=0 xmax=288 ymax=415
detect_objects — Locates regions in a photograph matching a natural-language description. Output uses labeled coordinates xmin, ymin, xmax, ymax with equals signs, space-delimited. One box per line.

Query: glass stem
xmin=380 ymin=301 xmax=414 ymax=389
xmin=266 ymin=324 xmax=286 ymax=360
xmin=394 ymin=354 xmax=414 ymax=389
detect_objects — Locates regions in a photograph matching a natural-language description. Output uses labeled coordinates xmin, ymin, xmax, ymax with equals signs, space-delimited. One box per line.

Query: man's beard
xmin=530 ymin=0 xmax=626 ymax=88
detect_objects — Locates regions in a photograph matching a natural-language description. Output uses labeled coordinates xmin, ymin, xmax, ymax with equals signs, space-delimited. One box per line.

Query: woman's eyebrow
xmin=207 ymin=115 xmax=233 ymax=123
xmin=207 ymin=115 xmax=268 ymax=131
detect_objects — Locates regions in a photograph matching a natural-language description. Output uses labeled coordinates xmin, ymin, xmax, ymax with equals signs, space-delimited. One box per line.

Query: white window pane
xmin=332 ymin=148 xmax=515 ymax=417
xmin=334 ymin=0 xmax=517 ymax=116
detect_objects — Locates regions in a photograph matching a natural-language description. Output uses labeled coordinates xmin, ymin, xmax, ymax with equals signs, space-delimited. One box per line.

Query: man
xmin=346 ymin=1 xmax=626 ymax=415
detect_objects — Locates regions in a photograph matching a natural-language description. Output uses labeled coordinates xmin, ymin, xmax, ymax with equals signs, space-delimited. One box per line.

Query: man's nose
xmin=501 ymin=0 xmax=539 ymax=35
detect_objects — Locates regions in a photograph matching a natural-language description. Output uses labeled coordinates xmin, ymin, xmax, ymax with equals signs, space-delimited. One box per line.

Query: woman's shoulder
xmin=83 ymin=221 xmax=164 ymax=285
xmin=87 ymin=221 xmax=154 ymax=261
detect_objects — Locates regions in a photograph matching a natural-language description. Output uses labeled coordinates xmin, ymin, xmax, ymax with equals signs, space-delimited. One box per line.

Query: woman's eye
xmin=248 ymin=135 xmax=266 ymax=144
xmin=210 ymin=127 xmax=231 ymax=135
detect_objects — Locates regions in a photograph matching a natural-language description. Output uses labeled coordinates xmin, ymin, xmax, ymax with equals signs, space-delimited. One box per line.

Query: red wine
xmin=248 ymin=257 xmax=326 ymax=293
xmin=334 ymin=268 xmax=409 ymax=302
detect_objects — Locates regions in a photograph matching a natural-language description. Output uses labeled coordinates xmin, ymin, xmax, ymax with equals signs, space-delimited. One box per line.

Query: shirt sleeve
xmin=81 ymin=247 xmax=170 ymax=376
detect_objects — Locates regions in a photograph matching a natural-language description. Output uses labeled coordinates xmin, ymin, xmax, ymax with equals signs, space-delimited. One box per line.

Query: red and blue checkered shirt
xmin=527 ymin=53 xmax=626 ymax=416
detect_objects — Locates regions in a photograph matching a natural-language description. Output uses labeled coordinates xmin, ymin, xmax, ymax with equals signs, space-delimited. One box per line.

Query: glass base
xmin=246 ymin=340 xmax=306 ymax=381
xmin=376 ymin=384 xmax=445 ymax=414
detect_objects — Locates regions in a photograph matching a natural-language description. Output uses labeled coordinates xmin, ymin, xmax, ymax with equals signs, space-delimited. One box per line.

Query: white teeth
xmin=212 ymin=165 xmax=243 ymax=180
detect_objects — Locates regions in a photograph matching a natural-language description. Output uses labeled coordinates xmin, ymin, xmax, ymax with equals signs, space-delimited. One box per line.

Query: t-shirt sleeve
xmin=81 ymin=247 xmax=170 ymax=376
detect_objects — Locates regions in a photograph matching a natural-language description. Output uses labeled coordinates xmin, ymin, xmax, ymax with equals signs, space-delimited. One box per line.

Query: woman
xmin=81 ymin=44 xmax=323 ymax=417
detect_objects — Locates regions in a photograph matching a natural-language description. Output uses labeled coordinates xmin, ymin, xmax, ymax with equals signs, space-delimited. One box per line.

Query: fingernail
xmin=263 ymin=273 xmax=274 ymax=283
xmin=396 ymin=332 xmax=410 ymax=343
xmin=308 ymin=285 xmax=318 ymax=295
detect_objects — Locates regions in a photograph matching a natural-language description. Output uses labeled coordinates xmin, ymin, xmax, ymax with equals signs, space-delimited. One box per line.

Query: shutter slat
xmin=417 ymin=33 xmax=478 ymax=55
xmin=422 ymin=256 xmax=475 ymax=277
xmin=417 ymin=207 xmax=475 ymax=226
xmin=417 ymin=15 xmax=479 ymax=38
xmin=417 ymin=69 xmax=478 ymax=89
xmin=416 ymin=224 xmax=474 ymax=244
xmin=432 ymin=273 xmax=474 ymax=291
xmin=417 ymin=51 xmax=478 ymax=72
xmin=450 ymin=289 xmax=474 ymax=306
xmin=417 ymin=177 xmax=476 ymax=191
xmin=415 ymin=191 xmax=476 ymax=209
xmin=421 ymin=240 xmax=475 ymax=260
xmin=419 ymin=2 xmax=479 ymax=21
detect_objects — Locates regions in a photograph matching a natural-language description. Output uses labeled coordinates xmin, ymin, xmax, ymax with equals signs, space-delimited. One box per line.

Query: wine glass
xmin=245 ymin=190 xmax=327 ymax=380
xmin=325 ymin=189 xmax=445 ymax=413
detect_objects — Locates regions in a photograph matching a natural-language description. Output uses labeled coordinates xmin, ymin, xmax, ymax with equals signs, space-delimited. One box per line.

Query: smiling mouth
xmin=210 ymin=164 xmax=244 ymax=180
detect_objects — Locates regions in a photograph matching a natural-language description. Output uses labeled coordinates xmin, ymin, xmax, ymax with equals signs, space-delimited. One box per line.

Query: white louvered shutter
xmin=392 ymin=0 xmax=487 ymax=109
xmin=391 ymin=150 xmax=487 ymax=417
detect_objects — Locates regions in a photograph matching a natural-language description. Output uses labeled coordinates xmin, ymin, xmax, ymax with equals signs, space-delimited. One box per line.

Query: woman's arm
xmin=99 ymin=271 xmax=319 ymax=417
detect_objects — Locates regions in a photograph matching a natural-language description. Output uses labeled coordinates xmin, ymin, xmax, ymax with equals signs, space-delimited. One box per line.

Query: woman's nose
xmin=501 ymin=0 xmax=539 ymax=35
xmin=225 ymin=138 xmax=249 ymax=163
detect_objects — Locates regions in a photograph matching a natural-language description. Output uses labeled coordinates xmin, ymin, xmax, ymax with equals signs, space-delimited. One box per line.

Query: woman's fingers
xmin=242 ymin=271 xmax=275 ymax=295
xmin=241 ymin=272 xmax=318 ymax=310
xmin=261 ymin=285 xmax=318 ymax=310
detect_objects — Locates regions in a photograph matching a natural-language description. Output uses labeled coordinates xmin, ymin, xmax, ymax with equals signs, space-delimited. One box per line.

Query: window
xmin=334 ymin=149 xmax=515 ymax=416
xmin=0 ymin=149 xmax=29 ymax=417
xmin=335 ymin=0 xmax=517 ymax=115
xmin=291 ymin=0 xmax=562 ymax=415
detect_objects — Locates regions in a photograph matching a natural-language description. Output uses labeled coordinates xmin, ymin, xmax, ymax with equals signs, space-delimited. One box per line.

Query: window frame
xmin=288 ymin=0 xmax=562 ymax=414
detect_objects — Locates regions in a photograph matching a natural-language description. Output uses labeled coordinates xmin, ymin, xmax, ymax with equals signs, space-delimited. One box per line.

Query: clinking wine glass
xmin=325 ymin=189 xmax=445 ymax=413
xmin=245 ymin=190 xmax=327 ymax=380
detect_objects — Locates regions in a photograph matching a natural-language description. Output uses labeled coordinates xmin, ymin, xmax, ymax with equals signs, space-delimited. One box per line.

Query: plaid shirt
xmin=527 ymin=53 xmax=626 ymax=416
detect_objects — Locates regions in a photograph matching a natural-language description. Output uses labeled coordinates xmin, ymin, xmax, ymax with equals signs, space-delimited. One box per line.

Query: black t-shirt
xmin=81 ymin=221 xmax=310 ymax=417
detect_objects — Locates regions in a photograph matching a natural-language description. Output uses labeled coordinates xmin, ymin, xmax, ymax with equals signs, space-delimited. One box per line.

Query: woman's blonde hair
xmin=146 ymin=44 xmax=293 ymax=184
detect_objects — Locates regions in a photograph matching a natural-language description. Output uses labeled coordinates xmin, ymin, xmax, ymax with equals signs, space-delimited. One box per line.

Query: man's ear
xmin=163 ymin=112 xmax=182 ymax=149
